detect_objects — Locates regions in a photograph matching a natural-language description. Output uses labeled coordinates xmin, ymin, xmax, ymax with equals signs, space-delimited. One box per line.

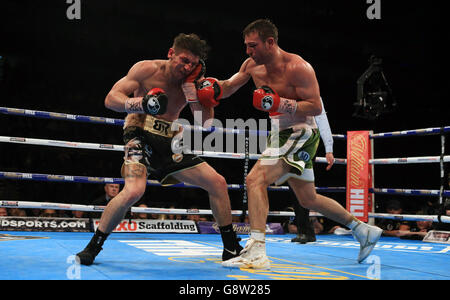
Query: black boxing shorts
xmin=122 ymin=115 xmax=205 ymax=186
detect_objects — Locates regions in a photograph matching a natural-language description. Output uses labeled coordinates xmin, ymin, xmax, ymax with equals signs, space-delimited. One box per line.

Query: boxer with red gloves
xmin=181 ymin=61 xmax=223 ymax=109
xmin=252 ymin=85 xmax=297 ymax=115
xmin=180 ymin=60 xmax=220 ymax=127
xmin=181 ymin=59 xmax=206 ymax=104
xmin=211 ymin=19 xmax=382 ymax=269
xmin=196 ymin=77 xmax=223 ymax=108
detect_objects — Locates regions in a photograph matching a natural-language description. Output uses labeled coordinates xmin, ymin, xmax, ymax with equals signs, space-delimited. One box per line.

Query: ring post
xmin=368 ymin=130 xmax=375 ymax=225
xmin=346 ymin=131 xmax=371 ymax=222
xmin=439 ymin=127 xmax=445 ymax=204
xmin=240 ymin=130 xmax=250 ymax=222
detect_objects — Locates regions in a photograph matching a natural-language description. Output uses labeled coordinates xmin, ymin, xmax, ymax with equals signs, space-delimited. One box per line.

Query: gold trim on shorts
xmin=143 ymin=115 xmax=180 ymax=138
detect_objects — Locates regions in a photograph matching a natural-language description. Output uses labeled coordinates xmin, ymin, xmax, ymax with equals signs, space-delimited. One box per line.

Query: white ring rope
xmin=1 ymin=200 xmax=449 ymax=223
xmin=0 ymin=135 xmax=345 ymax=164
xmin=0 ymin=136 xmax=124 ymax=152
xmin=370 ymin=156 xmax=450 ymax=164
xmin=368 ymin=212 xmax=450 ymax=223
xmin=2 ymin=135 xmax=450 ymax=165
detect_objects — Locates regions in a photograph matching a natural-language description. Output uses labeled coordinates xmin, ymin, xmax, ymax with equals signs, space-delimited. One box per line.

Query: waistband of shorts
xmin=270 ymin=126 xmax=319 ymax=135
xmin=143 ymin=115 xmax=180 ymax=138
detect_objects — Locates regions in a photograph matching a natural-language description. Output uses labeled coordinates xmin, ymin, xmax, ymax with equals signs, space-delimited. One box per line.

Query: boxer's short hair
xmin=243 ymin=19 xmax=279 ymax=44
xmin=173 ymin=33 xmax=209 ymax=61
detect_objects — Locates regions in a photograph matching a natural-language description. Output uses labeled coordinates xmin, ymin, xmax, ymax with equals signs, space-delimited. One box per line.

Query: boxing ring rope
xmin=0 ymin=200 xmax=293 ymax=217
xmin=1 ymin=199 xmax=449 ymax=224
xmin=0 ymin=135 xmax=349 ymax=164
xmin=1 ymin=134 xmax=449 ymax=196
xmin=0 ymin=106 xmax=348 ymax=138
xmin=2 ymin=169 xmax=448 ymax=197
xmin=1 ymin=106 xmax=449 ymax=224
xmin=2 ymin=134 xmax=449 ymax=165
xmin=370 ymin=127 xmax=450 ymax=139
xmin=0 ymin=170 xmax=299 ymax=192
xmin=3 ymin=106 xmax=450 ymax=137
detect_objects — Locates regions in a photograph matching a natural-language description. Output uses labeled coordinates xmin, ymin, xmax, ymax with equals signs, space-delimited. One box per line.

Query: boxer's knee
xmin=121 ymin=169 xmax=147 ymax=206
xmin=290 ymin=181 xmax=317 ymax=209
xmin=126 ymin=184 xmax=145 ymax=199
xmin=296 ymin=190 xmax=318 ymax=210
xmin=298 ymin=197 xmax=314 ymax=210
xmin=119 ymin=186 xmax=145 ymax=208
xmin=246 ymin=168 xmax=268 ymax=190
xmin=207 ymin=173 xmax=228 ymax=195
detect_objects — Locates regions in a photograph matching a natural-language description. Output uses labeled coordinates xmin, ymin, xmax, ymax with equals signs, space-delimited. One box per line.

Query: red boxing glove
xmin=185 ymin=59 xmax=206 ymax=83
xmin=253 ymin=86 xmax=297 ymax=115
xmin=148 ymin=88 xmax=165 ymax=96
xmin=253 ymin=86 xmax=281 ymax=112
xmin=182 ymin=59 xmax=206 ymax=104
xmin=196 ymin=77 xmax=223 ymax=108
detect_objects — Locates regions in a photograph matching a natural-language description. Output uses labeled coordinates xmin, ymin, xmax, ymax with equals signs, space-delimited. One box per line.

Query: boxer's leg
xmin=173 ymin=162 xmax=243 ymax=260
xmin=289 ymin=178 xmax=382 ymax=263
xmin=76 ymin=135 xmax=149 ymax=265
xmin=98 ymin=163 xmax=147 ymax=233
xmin=222 ymin=159 xmax=289 ymax=270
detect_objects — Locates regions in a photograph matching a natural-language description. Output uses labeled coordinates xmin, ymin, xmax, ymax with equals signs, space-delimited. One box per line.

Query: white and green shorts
xmin=260 ymin=127 xmax=320 ymax=185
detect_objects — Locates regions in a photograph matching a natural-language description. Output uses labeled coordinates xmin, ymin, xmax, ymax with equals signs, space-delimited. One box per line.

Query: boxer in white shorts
xmin=196 ymin=19 xmax=383 ymax=269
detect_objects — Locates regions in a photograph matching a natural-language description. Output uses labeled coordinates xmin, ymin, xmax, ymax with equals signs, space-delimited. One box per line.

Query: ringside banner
xmin=93 ymin=219 xmax=198 ymax=233
xmin=197 ymin=221 xmax=284 ymax=235
xmin=0 ymin=216 xmax=90 ymax=232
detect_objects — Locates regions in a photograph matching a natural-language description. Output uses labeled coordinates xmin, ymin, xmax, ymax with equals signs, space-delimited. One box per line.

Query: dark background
xmin=0 ymin=0 xmax=448 ymax=215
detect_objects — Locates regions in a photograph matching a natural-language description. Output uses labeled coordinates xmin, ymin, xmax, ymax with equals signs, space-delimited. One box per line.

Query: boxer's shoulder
xmin=128 ymin=60 xmax=161 ymax=80
xmin=241 ymin=57 xmax=258 ymax=72
xmin=284 ymin=53 xmax=312 ymax=73
xmin=284 ymin=54 xmax=317 ymax=86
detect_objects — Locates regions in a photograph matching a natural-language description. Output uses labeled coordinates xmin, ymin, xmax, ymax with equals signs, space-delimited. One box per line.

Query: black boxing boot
xmin=291 ymin=221 xmax=316 ymax=244
xmin=291 ymin=231 xmax=316 ymax=244
xmin=76 ymin=229 xmax=109 ymax=265
xmin=290 ymin=203 xmax=316 ymax=244
xmin=219 ymin=224 xmax=244 ymax=261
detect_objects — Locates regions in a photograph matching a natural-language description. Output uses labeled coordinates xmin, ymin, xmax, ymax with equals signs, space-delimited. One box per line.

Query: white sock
xmin=346 ymin=219 xmax=361 ymax=230
xmin=250 ymin=230 xmax=265 ymax=242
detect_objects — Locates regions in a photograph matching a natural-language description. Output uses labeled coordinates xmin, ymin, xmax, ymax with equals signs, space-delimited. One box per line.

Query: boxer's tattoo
xmin=125 ymin=164 xmax=145 ymax=178
xmin=285 ymin=101 xmax=297 ymax=114
xmin=125 ymin=99 xmax=143 ymax=113
xmin=279 ymin=98 xmax=298 ymax=115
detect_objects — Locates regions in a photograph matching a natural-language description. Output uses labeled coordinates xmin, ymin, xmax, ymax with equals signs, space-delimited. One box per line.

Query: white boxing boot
xmin=351 ymin=221 xmax=383 ymax=263
xmin=222 ymin=231 xmax=270 ymax=269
